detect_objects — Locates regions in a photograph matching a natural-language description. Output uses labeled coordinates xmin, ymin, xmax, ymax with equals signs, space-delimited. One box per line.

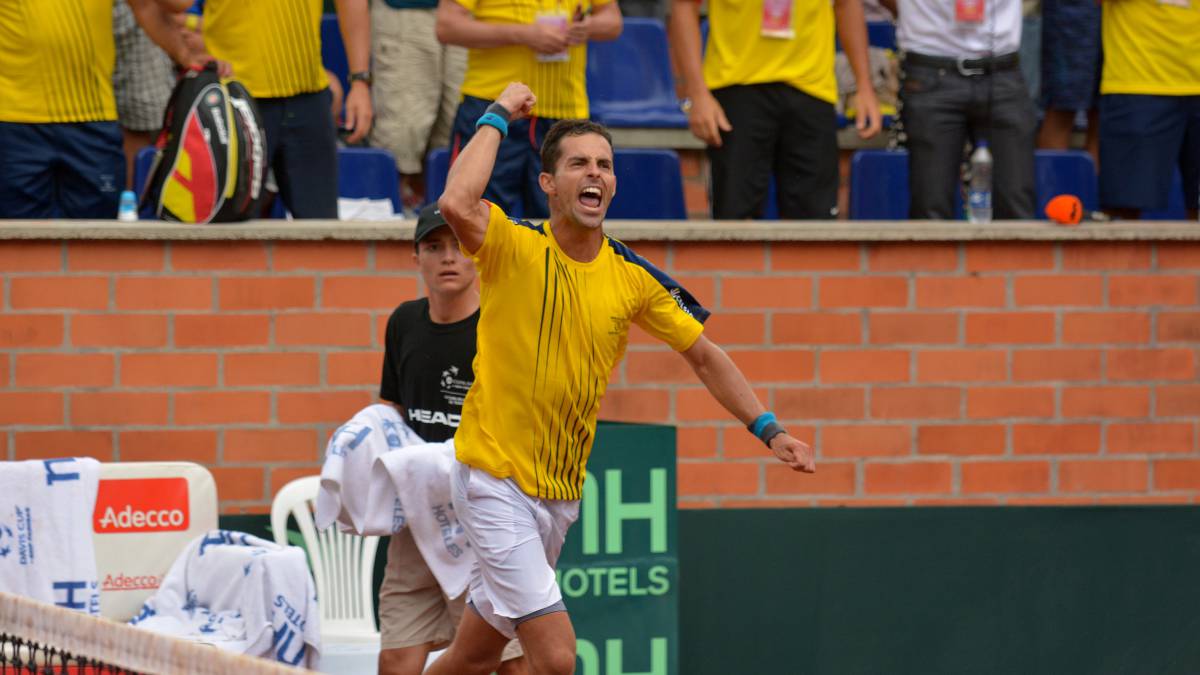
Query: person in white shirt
xmin=882 ymin=0 xmax=1036 ymax=219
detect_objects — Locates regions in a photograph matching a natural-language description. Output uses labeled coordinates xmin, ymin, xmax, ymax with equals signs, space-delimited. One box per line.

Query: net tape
xmin=0 ymin=591 xmax=309 ymax=674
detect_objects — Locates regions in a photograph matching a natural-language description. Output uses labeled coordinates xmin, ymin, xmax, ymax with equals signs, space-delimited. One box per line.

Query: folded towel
xmin=131 ymin=530 xmax=321 ymax=667
xmin=0 ymin=458 xmax=101 ymax=615
xmin=315 ymin=404 xmax=422 ymax=536
xmin=374 ymin=442 xmax=471 ymax=598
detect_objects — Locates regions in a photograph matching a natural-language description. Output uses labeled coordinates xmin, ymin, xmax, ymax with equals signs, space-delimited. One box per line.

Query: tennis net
xmin=0 ymin=591 xmax=308 ymax=674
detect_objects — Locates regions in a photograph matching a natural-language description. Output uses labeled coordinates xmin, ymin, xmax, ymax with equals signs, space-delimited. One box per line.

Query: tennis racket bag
xmin=141 ymin=62 xmax=268 ymax=223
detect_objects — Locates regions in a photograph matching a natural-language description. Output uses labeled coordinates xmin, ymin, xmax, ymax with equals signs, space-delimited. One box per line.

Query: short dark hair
xmin=540 ymin=119 xmax=614 ymax=174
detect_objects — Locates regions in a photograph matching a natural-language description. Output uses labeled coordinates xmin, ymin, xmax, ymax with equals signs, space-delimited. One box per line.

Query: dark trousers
xmin=1099 ymin=93 xmax=1200 ymax=213
xmin=257 ymin=88 xmax=338 ymax=219
xmin=709 ymin=83 xmax=839 ymax=219
xmin=451 ymin=95 xmax=555 ymax=219
xmin=899 ymin=61 xmax=1037 ymax=219
xmin=0 ymin=121 xmax=124 ymax=219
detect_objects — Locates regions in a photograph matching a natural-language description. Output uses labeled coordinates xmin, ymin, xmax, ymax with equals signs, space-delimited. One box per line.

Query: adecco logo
xmin=93 ymin=478 xmax=190 ymax=534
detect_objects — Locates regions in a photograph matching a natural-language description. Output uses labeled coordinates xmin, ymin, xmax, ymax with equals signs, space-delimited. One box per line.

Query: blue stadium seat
xmin=608 ymin=149 xmax=687 ymax=219
xmin=133 ymin=147 xmax=159 ymax=220
xmin=848 ymin=148 xmax=1101 ymax=220
xmin=321 ymin=14 xmax=349 ymax=97
xmin=866 ymin=21 xmax=897 ymax=51
xmin=1034 ymin=150 xmax=1097 ymax=214
xmin=134 ymin=147 xmax=156 ymax=199
xmin=424 ymin=147 xmax=451 ymax=207
xmin=848 ymin=150 xmax=912 ymax=220
xmin=587 ymin=19 xmax=687 ymax=129
xmin=424 ymin=147 xmax=686 ymax=219
xmin=836 ymin=20 xmax=897 ymax=52
xmin=338 ymin=146 xmax=402 ymax=213
xmin=270 ymin=147 xmax=401 ymax=218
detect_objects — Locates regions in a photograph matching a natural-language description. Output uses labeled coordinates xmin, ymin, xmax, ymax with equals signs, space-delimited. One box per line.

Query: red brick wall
xmin=2 ymin=238 xmax=1198 ymax=512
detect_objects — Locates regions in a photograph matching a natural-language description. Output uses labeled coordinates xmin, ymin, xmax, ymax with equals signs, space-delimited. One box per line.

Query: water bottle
xmin=967 ymin=141 xmax=993 ymax=224
xmin=117 ymin=190 xmax=138 ymax=222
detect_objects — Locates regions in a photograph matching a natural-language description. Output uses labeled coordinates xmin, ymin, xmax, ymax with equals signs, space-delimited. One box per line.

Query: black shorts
xmin=707 ymin=83 xmax=839 ymax=220
xmin=0 ymin=121 xmax=123 ymax=219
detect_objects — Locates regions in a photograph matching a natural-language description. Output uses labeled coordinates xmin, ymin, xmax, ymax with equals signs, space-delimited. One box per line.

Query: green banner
xmin=560 ymin=421 xmax=678 ymax=675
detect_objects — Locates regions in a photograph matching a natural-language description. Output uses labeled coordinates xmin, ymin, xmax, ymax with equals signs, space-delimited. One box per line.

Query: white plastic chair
xmin=271 ymin=475 xmax=381 ymax=644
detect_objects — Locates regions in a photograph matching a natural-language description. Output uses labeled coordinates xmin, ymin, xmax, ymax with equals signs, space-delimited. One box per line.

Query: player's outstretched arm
xmin=437 ymin=82 xmax=536 ymax=254
xmin=680 ymin=335 xmax=816 ymax=473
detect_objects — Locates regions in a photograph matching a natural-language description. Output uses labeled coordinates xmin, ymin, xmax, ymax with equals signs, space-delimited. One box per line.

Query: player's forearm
xmin=834 ymin=0 xmax=875 ymax=91
xmin=436 ymin=1 xmax=527 ymax=48
xmin=334 ymin=0 xmax=371 ymax=74
xmin=668 ymin=1 xmax=708 ymax=100
xmin=437 ymin=125 xmax=501 ymax=245
xmin=682 ymin=336 xmax=766 ymax=427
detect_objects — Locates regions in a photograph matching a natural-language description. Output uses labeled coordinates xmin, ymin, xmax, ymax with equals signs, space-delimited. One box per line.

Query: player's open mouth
xmin=578 ymin=186 xmax=603 ymax=210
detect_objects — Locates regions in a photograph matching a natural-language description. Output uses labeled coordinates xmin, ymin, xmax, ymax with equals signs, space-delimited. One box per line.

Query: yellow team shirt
xmin=703 ymin=0 xmax=838 ymax=104
xmin=203 ymin=0 xmax=328 ymax=99
xmin=454 ymin=0 xmax=613 ymax=119
xmin=455 ymin=203 xmax=707 ymax=500
xmin=0 ymin=0 xmax=116 ymax=123
xmin=1101 ymin=0 xmax=1200 ymax=96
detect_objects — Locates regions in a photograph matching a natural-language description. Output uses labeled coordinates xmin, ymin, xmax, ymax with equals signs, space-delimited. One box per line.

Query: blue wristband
xmin=749 ymin=412 xmax=776 ymax=438
xmin=476 ymin=112 xmax=509 ymax=138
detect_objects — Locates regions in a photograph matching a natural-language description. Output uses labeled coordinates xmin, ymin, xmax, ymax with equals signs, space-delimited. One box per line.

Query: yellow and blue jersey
xmin=202 ymin=0 xmax=327 ymax=99
xmin=453 ymin=0 xmax=613 ymax=119
xmin=0 ymin=0 xmax=117 ymax=123
xmin=455 ymin=202 xmax=707 ymax=500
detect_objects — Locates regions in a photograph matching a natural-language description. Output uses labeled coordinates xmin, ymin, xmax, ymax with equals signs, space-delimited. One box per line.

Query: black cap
xmin=413 ymin=203 xmax=450 ymax=247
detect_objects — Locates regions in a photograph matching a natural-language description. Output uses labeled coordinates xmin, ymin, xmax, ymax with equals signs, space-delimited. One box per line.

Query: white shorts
xmin=451 ymin=460 xmax=579 ymax=640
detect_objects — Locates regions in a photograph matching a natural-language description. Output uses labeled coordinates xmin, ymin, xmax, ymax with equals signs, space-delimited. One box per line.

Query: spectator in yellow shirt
xmin=1098 ymin=0 xmax=1199 ymax=220
xmin=200 ymin=0 xmax=373 ymax=218
xmin=436 ymin=0 xmax=622 ymax=219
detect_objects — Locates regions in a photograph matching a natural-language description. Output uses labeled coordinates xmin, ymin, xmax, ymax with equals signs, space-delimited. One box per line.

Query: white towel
xmin=315 ymin=404 xmax=423 ymax=536
xmin=373 ymin=442 xmax=472 ymax=598
xmin=130 ymin=530 xmax=321 ymax=667
xmin=0 ymin=458 xmax=101 ymax=615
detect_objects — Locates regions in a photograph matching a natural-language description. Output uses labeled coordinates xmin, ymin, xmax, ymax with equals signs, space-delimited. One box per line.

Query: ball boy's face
xmin=414 ymin=227 xmax=477 ymax=295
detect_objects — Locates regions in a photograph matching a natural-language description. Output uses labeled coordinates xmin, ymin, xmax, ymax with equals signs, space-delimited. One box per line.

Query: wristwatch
xmin=349 ymin=71 xmax=373 ymax=87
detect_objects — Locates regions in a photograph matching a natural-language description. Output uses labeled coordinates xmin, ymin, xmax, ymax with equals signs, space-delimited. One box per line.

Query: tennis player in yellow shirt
xmin=427 ymin=82 xmax=816 ymax=675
